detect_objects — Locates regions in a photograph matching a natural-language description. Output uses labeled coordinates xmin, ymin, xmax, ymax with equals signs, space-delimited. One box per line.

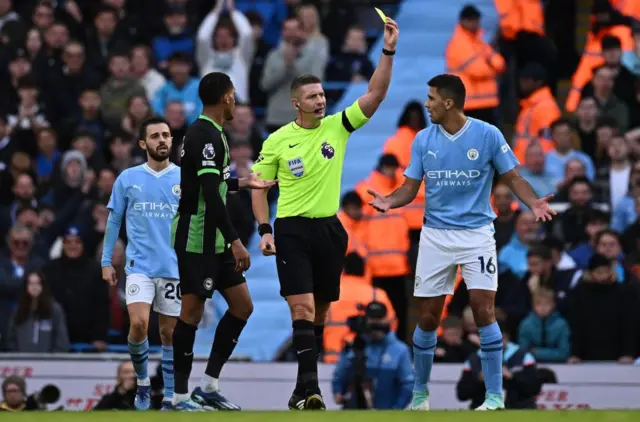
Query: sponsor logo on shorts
xmin=320 ymin=142 xmax=335 ymax=159
xmin=467 ymin=148 xmax=479 ymax=160
xmin=128 ymin=284 xmax=140 ymax=296
xmin=287 ymin=157 xmax=304 ymax=177
xmin=172 ymin=184 xmax=181 ymax=197
xmin=203 ymin=278 xmax=213 ymax=291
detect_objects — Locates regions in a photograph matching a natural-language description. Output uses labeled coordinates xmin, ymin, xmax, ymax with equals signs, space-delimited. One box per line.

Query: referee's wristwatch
xmin=258 ymin=223 xmax=273 ymax=236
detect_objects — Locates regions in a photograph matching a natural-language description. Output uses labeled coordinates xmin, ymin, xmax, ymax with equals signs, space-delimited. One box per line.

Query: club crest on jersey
xmin=203 ymin=143 xmax=215 ymax=160
xmin=172 ymin=184 xmax=181 ymax=197
xmin=288 ymin=157 xmax=305 ymax=177
xmin=467 ymin=148 xmax=479 ymax=161
xmin=320 ymin=142 xmax=335 ymax=159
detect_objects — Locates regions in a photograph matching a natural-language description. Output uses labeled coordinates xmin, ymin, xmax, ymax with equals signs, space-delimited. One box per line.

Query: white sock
xmin=137 ymin=377 xmax=150 ymax=387
xmin=200 ymin=375 xmax=219 ymax=392
xmin=172 ymin=393 xmax=190 ymax=405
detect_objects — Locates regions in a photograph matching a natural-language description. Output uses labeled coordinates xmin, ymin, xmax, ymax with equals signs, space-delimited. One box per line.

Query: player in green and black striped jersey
xmin=170 ymin=72 xmax=275 ymax=411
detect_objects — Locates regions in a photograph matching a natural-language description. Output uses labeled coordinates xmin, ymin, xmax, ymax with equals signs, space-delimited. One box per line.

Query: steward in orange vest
xmin=338 ymin=192 xmax=372 ymax=283
xmin=513 ymin=63 xmax=560 ymax=162
xmin=355 ymin=154 xmax=410 ymax=340
xmin=565 ymin=2 xmax=634 ymax=111
xmin=446 ymin=5 xmax=505 ymax=126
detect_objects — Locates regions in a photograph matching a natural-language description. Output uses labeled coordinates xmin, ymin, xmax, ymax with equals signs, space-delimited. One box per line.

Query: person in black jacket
xmin=93 ymin=362 xmax=136 ymax=410
xmin=456 ymin=317 xmax=541 ymax=409
xmin=43 ymin=226 xmax=109 ymax=351
xmin=567 ymin=253 xmax=638 ymax=363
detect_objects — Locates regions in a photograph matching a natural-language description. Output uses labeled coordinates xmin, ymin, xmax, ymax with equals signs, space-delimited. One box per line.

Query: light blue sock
xmin=478 ymin=321 xmax=503 ymax=396
xmin=128 ymin=337 xmax=149 ymax=381
xmin=162 ymin=345 xmax=174 ymax=400
xmin=413 ymin=325 xmax=437 ymax=393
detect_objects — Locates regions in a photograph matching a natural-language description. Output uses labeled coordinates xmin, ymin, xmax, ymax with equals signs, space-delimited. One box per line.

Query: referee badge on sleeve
xmin=287 ymin=157 xmax=305 ymax=177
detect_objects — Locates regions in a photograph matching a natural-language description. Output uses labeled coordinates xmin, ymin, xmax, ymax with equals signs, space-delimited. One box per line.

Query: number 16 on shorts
xmin=462 ymin=253 xmax=498 ymax=292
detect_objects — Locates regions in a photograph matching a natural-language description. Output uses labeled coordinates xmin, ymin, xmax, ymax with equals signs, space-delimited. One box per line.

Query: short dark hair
xmin=527 ymin=245 xmax=552 ymax=261
xmin=428 ymin=74 xmax=466 ymax=109
xmin=459 ymin=5 xmax=481 ymax=20
xmin=550 ymin=117 xmax=574 ymax=131
xmin=72 ymin=131 xmax=96 ymax=143
xmin=17 ymin=74 xmax=38 ymax=90
xmin=596 ymin=115 xmax=619 ymax=131
xmin=139 ymin=116 xmax=169 ymax=141
xmin=601 ymin=35 xmax=622 ymax=50
xmin=568 ymin=176 xmax=592 ymax=191
xmin=542 ymin=236 xmax=564 ymax=252
xmin=199 ymin=72 xmax=234 ymax=106
xmin=168 ymin=51 xmax=191 ymax=65
xmin=595 ymin=229 xmax=621 ymax=247
xmin=96 ymin=5 xmax=118 ymax=20
xmin=245 ymin=10 xmax=264 ymax=27
xmin=341 ymin=191 xmax=363 ymax=208
xmin=290 ymin=75 xmax=322 ymax=94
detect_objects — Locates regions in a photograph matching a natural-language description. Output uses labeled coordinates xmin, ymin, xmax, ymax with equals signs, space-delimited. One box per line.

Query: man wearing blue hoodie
xmin=332 ymin=302 xmax=413 ymax=410
xmin=152 ymin=53 xmax=202 ymax=123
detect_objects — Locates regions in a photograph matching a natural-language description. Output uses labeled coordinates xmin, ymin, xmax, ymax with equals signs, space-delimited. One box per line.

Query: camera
xmin=342 ymin=302 xmax=388 ymax=410
xmin=346 ymin=301 xmax=388 ymax=339
xmin=26 ymin=384 xmax=61 ymax=410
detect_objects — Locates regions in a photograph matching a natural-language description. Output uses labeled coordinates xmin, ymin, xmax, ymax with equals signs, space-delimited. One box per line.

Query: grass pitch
xmin=4 ymin=411 xmax=640 ymax=422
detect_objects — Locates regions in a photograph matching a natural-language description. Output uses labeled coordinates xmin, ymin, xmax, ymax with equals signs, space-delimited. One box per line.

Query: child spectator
xmin=435 ymin=316 xmax=477 ymax=363
xmin=518 ymin=288 xmax=571 ymax=362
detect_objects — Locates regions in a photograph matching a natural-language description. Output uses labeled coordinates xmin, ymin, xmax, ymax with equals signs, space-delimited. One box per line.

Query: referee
xmin=251 ymin=18 xmax=400 ymax=410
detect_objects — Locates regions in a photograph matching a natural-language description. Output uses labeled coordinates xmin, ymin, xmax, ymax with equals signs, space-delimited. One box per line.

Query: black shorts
xmin=176 ymin=250 xmax=245 ymax=299
xmin=274 ymin=215 xmax=348 ymax=302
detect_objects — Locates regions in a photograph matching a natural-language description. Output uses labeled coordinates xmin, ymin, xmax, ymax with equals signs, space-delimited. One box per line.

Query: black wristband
xmin=227 ymin=177 xmax=239 ymax=192
xmin=258 ymin=223 xmax=273 ymax=236
xmin=382 ymin=48 xmax=395 ymax=56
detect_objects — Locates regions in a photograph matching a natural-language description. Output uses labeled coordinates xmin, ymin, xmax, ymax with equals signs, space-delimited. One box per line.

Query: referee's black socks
xmin=173 ymin=318 xmax=197 ymax=395
xmin=295 ymin=324 xmax=325 ymax=395
xmin=206 ymin=311 xmax=247 ymax=378
xmin=292 ymin=320 xmax=321 ymax=396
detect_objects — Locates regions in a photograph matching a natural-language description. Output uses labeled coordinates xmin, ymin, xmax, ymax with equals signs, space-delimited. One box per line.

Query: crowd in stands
xmin=0 ymin=0 xmax=379 ymax=352
xmin=0 ymin=0 xmax=639 ymax=369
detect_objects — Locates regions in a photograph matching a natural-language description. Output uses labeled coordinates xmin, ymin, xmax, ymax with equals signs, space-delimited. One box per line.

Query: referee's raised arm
xmin=356 ymin=18 xmax=399 ymax=118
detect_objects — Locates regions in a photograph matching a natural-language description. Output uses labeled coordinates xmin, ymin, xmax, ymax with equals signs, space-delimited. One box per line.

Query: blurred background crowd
xmin=0 ymin=0 xmax=640 ymax=406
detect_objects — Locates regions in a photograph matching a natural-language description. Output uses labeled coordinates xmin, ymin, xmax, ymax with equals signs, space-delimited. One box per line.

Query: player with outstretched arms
xmin=101 ymin=116 xmax=181 ymax=411
xmin=170 ymin=72 xmax=276 ymax=411
xmin=367 ymin=74 xmax=556 ymax=411
xmin=251 ymin=17 xmax=400 ymax=411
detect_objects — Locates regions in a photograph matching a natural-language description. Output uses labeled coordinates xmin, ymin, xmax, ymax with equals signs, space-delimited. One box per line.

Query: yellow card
xmin=374 ymin=7 xmax=387 ymax=23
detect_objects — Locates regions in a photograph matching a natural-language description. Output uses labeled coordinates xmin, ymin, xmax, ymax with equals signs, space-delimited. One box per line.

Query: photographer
xmin=331 ymin=302 xmax=413 ymax=410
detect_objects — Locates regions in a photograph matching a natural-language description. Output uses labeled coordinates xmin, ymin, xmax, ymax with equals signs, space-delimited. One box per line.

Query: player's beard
xmin=148 ymin=146 xmax=170 ymax=162
xmin=224 ymin=108 xmax=234 ymax=121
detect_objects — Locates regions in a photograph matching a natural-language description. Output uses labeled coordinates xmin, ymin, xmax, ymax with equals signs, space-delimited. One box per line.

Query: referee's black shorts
xmin=274 ymin=215 xmax=348 ymax=302
xmin=176 ymin=250 xmax=246 ymax=299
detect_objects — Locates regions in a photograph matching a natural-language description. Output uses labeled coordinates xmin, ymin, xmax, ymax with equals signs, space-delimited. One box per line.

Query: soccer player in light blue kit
xmin=368 ymin=74 xmax=556 ymax=411
xmin=101 ymin=117 xmax=181 ymax=411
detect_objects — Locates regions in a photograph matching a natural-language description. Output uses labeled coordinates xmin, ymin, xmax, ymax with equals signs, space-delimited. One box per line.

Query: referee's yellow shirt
xmin=252 ymin=100 xmax=369 ymax=219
